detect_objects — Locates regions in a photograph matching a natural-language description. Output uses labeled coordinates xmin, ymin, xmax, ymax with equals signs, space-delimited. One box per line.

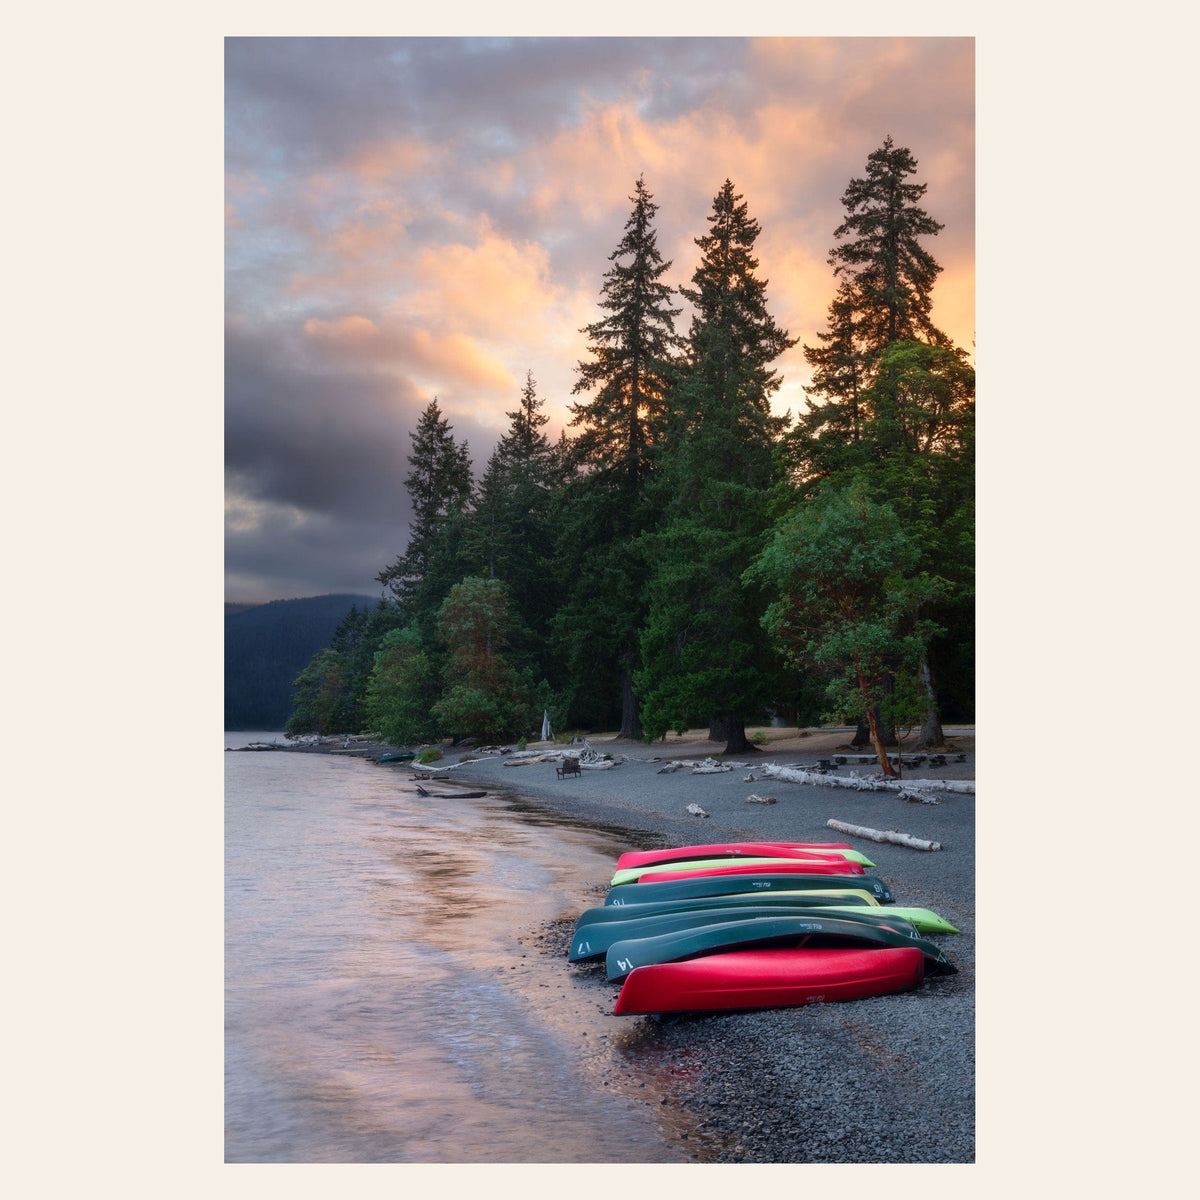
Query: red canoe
xmin=613 ymin=945 xmax=926 ymax=1014
xmin=637 ymin=859 xmax=867 ymax=883
xmin=615 ymin=842 xmax=857 ymax=870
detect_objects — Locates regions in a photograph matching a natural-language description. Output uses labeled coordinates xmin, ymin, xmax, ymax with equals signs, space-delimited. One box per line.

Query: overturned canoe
xmin=615 ymin=842 xmax=876 ymax=870
xmin=612 ymin=855 xmax=866 ymax=887
xmin=613 ymin=946 xmax=927 ymax=1014
xmin=605 ymin=914 xmax=956 ymax=981
xmin=605 ymin=872 xmax=895 ymax=906
xmin=576 ymin=894 xmax=956 ymax=938
xmin=378 ymin=751 xmax=417 ymax=763
xmin=571 ymin=904 xmax=927 ymax=962
xmin=576 ymin=888 xmax=879 ymax=930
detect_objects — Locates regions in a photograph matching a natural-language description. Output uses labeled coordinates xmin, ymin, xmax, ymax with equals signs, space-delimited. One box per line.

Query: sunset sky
xmin=225 ymin=36 xmax=975 ymax=603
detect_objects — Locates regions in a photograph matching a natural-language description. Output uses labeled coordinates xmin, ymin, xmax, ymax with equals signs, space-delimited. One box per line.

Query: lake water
xmin=224 ymin=733 xmax=688 ymax=1163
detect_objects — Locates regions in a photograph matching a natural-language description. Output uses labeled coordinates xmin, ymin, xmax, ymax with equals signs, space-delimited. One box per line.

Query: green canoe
xmin=605 ymin=873 xmax=896 ymax=906
xmin=604 ymin=914 xmax=957 ymax=981
xmin=571 ymin=905 xmax=934 ymax=963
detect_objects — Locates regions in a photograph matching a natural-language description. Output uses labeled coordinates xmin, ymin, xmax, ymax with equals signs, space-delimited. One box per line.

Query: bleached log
xmin=692 ymin=764 xmax=732 ymax=775
xmin=657 ymin=762 xmax=685 ymax=774
xmin=761 ymin=763 xmax=973 ymax=794
xmin=745 ymin=794 xmax=777 ymax=805
xmin=410 ymin=762 xmax=463 ymax=776
xmin=580 ymin=759 xmax=615 ymax=770
xmin=826 ymin=818 xmax=943 ymax=852
xmin=686 ymin=804 xmax=710 ymax=818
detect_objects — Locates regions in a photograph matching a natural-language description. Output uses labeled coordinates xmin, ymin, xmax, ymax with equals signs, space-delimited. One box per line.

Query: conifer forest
xmin=285 ymin=139 xmax=975 ymax=766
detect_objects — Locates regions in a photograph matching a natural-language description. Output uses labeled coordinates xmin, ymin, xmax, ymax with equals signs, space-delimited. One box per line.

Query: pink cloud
xmin=413 ymin=225 xmax=561 ymax=339
xmin=302 ymin=314 xmax=515 ymax=395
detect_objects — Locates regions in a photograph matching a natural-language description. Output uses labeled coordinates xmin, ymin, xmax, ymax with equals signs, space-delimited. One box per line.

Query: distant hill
xmin=225 ymin=593 xmax=377 ymax=730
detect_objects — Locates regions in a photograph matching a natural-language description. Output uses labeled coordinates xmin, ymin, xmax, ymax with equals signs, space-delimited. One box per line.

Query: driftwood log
xmin=686 ymin=804 xmax=710 ymax=818
xmin=826 ymin=818 xmax=943 ymax=852
xmin=761 ymin=763 xmax=974 ymax=794
xmin=745 ymin=794 xmax=777 ymax=805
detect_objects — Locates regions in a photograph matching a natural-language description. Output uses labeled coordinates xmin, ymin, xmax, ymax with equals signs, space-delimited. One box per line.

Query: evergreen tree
xmin=777 ymin=138 xmax=973 ymax=740
xmin=464 ymin=371 xmax=561 ymax=679
xmin=377 ymin=398 xmax=474 ymax=625
xmin=636 ymin=181 xmax=795 ymax=753
xmin=556 ymin=177 xmax=683 ymax=738
xmin=793 ymin=136 xmax=952 ymax=483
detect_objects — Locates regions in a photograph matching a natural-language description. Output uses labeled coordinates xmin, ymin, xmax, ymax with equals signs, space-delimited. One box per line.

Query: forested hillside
xmin=225 ymin=594 xmax=376 ymax=729
xmin=283 ymin=141 xmax=974 ymax=775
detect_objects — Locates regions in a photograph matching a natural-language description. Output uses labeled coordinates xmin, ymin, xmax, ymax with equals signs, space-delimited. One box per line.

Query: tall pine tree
xmin=464 ymin=371 xmax=561 ymax=680
xmin=555 ymin=177 xmax=683 ymax=738
xmin=377 ymin=398 xmax=474 ymax=629
xmin=782 ymin=138 xmax=973 ymax=743
xmin=636 ymin=180 xmax=794 ymax=752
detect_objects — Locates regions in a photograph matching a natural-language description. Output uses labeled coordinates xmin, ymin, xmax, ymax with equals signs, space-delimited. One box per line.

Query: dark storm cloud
xmin=224 ymin=315 xmax=506 ymax=599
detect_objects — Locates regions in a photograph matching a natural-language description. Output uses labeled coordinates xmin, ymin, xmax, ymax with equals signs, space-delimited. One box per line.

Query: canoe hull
xmin=605 ymin=872 xmax=895 ymax=906
xmin=571 ymin=904 xmax=921 ymax=962
xmin=633 ymin=859 xmax=866 ymax=884
xmin=575 ymin=889 xmax=878 ymax=930
xmin=615 ymin=842 xmax=874 ymax=870
xmin=605 ymin=914 xmax=956 ymax=980
xmin=613 ymin=946 xmax=927 ymax=1014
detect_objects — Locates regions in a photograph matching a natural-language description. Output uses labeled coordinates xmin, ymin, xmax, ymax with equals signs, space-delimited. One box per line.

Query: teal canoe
xmin=571 ymin=905 xmax=931 ymax=963
xmin=575 ymin=889 xmax=878 ymax=930
xmin=378 ymin=751 xmax=417 ymax=763
xmin=604 ymin=914 xmax=956 ymax=981
xmin=605 ymin=873 xmax=896 ymax=906
xmin=577 ymin=894 xmax=956 ymax=937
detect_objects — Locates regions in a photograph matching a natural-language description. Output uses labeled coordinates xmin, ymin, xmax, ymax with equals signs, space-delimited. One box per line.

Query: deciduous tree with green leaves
xmin=748 ymin=477 xmax=939 ymax=775
xmin=363 ymin=622 xmax=438 ymax=746
xmin=432 ymin=575 xmax=548 ymax=742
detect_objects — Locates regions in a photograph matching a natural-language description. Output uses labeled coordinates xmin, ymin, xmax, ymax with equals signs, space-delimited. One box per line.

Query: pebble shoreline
xmin=424 ymin=734 xmax=975 ymax=1164
xmin=238 ymin=731 xmax=975 ymax=1163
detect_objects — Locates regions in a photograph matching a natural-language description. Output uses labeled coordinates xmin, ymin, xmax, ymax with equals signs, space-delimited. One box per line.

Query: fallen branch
xmin=826 ymin=818 xmax=943 ymax=852
xmin=897 ymin=788 xmax=941 ymax=805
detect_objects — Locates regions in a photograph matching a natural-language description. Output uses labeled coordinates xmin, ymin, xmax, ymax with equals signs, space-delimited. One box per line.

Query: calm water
xmin=224 ymin=734 xmax=686 ymax=1163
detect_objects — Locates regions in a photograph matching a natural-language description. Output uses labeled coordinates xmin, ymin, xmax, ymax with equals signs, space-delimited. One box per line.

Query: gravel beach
xmin=404 ymin=727 xmax=976 ymax=1164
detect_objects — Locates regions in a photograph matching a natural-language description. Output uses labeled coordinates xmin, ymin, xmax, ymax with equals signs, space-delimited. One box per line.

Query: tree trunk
xmin=618 ymin=668 xmax=642 ymax=741
xmin=917 ymin=656 xmax=945 ymax=748
xmin=864 ymin=706 xmax=897 ymax=776
xmin=856 ymin=668 xmax=897 ymax=777
xmin=714 ymin=715 xmax=758 ymax=756
xmin=852 ymin=708 xmax=897 ymax=748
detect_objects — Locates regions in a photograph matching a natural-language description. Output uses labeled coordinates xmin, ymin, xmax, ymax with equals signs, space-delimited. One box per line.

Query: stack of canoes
xmin=568 ymin=841 xmax=958 ymax=1015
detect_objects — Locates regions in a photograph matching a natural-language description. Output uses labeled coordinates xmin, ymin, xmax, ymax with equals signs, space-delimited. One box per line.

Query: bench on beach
xmin=556 ymin=758 xmax=582 ymax=779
